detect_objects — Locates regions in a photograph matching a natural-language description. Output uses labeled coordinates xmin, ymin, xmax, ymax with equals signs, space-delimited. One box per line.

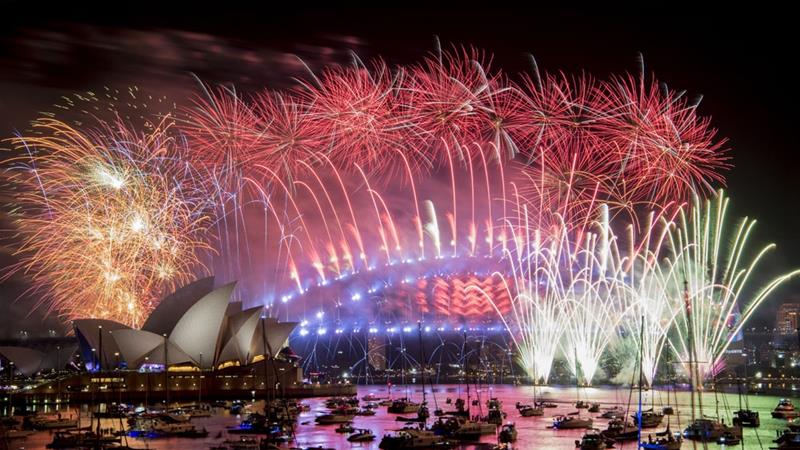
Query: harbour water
xmin=5 ymin=384 xmax=793 ymax=449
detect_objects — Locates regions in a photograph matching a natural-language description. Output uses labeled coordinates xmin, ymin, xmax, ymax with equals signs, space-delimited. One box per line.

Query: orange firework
xmin=3 ymin=116 xmax=213 ymax=328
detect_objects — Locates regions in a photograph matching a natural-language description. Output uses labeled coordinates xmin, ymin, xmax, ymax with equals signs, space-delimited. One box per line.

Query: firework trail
xmin=2 ymin=45 xmax=748 ymax=386
xmin=605 ymin=209 xmax=682 ymax=386
xmin=662 ymin=190 xmax=800 ymax=382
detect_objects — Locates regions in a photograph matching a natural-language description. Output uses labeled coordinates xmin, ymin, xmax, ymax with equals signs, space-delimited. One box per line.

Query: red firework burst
xmin=597 ymin=74 xmax=729 ymax=203
xmin=180 ymin=85 xmax=260 ymax=171
xmin=295 ymin=59 xmax=425 ymax=177
xmin=403 ymin=47 xmax=495 ymax=163
xmin=515 ymin=133 xmax=618 ymax=231
xmin=250 ymin=91 xmax=325 ymax=180
xmin=472 ymin=76 xmax=538 ymax=162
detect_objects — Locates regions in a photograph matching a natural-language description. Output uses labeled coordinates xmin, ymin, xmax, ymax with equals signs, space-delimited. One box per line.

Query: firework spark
xmin=662 ymin=190 xmax=800 ymax=381
xmin=4 ymin=117 xmax=213 ymax=327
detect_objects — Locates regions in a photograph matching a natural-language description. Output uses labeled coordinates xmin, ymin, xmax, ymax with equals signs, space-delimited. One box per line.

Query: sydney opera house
xmin=0 ymin=277 xmax=355 ymax=403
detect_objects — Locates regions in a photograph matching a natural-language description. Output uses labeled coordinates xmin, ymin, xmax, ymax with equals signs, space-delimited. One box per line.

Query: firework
xmin=4 ymin=117 xmax=213 ymax=327
xmin=596 ymin=72 xmax=730 ymax=203
xmin=662 ymin=190 xmax=800 ymax=381
xmin=3 ymin=46 xmax=756 ymax=388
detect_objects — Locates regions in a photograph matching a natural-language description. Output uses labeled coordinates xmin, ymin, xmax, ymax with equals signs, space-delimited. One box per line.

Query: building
xmin=1 ymin=277 xmax=360 ymax=402
xmin=776 ymin=301 xmax=800 ymax=336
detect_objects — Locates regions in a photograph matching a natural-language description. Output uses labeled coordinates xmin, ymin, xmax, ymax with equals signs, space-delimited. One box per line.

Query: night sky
xmin=1 ymin=5 xmax=797 ymax=336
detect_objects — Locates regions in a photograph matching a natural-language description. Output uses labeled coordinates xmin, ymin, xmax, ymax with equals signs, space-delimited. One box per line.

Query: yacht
xmin=315 ymin=412 xmax=355 ymax=424
xmin=27 ymin=415 xmax=78 ymax=430
xmin=388 ymin=398 xmax=421 ymax=414
xmin=129 ymin=415 xmax=201 ymax=436
xmin=640 ymin=429 xmax=683 ymax=450
xmin=600 ymin=419 xmax=638 ymax=442
xmin=774 ymin=399 xmax=800 ymax=419
xmin=445 ymin=398 xmax=469 ymax=417
xmin=378 ymin=428 xmax=451 ymax=449
xmin=574 ymin=430 xmax=613 ymax=450
xmin=431 ymin=416 xmax=495 ymax=439
xmin=733 ymin=408 xmax=760 ymax=427
xmin=498 ymin=423 xmax=518 ymax=443
xmin=683 ymin=417 xmax=740 ymax=442
xmin=348 ymin=428 xmax=377 ymax=442
xmin=552 ymin=413 xmax=593 ymax=430
xmin=484 ymin=398 xmax=506 ymax=425
xmin=632 ymin=409 xmax=664 ymax=428
xmin=774 ymin=430 xmax=800 ymax=449
xmin=599 ymin=406 xmax=623 ymax=419
xmin=1 ymin=428 xmax=34 ymax=440
xmin=516 ymin=403 xmax=544 ymax=417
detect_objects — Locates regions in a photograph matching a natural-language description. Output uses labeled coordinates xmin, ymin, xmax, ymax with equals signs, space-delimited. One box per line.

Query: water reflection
xmin=3 ymin=385 xmax=792 ymax=449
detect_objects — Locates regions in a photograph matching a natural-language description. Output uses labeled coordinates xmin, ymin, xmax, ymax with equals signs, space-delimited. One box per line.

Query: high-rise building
xmin=776 ymin=301 xmax=800 ymax=335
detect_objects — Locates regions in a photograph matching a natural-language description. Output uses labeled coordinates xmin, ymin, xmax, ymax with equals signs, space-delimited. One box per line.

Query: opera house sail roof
xmin=27 ymin=277 xmax=301 ymax=374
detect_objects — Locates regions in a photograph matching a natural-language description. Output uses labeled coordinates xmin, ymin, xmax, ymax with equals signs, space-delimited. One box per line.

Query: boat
xmin=1 ymin=428 xmax=35 ymax=439
xmin=336 ymin=422 xmax=355 ymax=433
xmin=575 ymin=400 xmax=590 ymax=409
xmin=357 ymin=408 xmax=377 ymax=416
xmin=362 ymin=393 xmax=380 ymax=402
xmin=599 ymin=419 xmax=638 ymax=442
xmin=516 ymin=403 xmax=544 ymax=417
xmin=662 ymin=406 xmax=675 ymax=416
xmin=325 ymin=396 xmax=359 ymax=409
xmin=537 ymin=401 xmax=558 ymax=408
xmin=1 ymin=416 xmax=20 ymax=426
xmin=27 ymin=415 xmax=79 ymax=430
xmin=179 ymin=428 xmax=210 ymax=438
xmin=717 ymin=429 xmax=741 ymax=445
xmin=431 ymin=416 xmax=495 ymax=439
xmin=348 ymin=428 xmax=377 ymax=442
xmin=93 ymin=404 xmax=131 ymax=418
xmin=640 ymin=428 xmax=683 ymax=450
xmin=574 ymin=430 xmax=613 ymax=450
xmin=484 ymin=407 xmax=506 ymax=425
xmin=445 ymin=398 xmax=469 ymax=417
xmin=552 ymin=413 xmax=593 ymax=429
xmin=184 ymin=403 xmax=214 ymax=418
xmin=587 ymin=403 xmax=600 ymax=413
xmin=773 ymin=430 xmax=800 ymax=449
xmin=46 ymin=430 xmax=121 ymax=449
xmin=599 ymin=406 xmax=623 ymax=419
xmin=347 ymin=429 xmax=375 ymax=442
xmin=129 ymin=415 xmax=200 ymax=437
xmin=733 ymin=408 xmax=760 ymax=427
xmin=498 ymin=423 xmax=518 ymax=443
xmin=378 ymin=428 xmax=452 ymax=449
xmin=221 ymin=437 xmax=260 ymax=450
xmin=632 ymin=409 xmax=664 ymax=428
xmin=388 ymin=398 xmax=421 ymax=414
xmin=683 ymin=417 xmax=740 ymax=442
xmin=774 ymin=399 xmax=800 ymax=419
xmin=315 ymin=413 xmax=355 ymax=424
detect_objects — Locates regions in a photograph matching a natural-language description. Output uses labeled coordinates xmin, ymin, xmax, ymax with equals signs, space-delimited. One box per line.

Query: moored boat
xmin=553 ymin=413 xmax=593 ymax=430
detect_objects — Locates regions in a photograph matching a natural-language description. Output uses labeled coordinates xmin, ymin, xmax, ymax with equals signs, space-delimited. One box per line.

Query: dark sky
xmin=1 ymin=5 xmax=797 ymax=336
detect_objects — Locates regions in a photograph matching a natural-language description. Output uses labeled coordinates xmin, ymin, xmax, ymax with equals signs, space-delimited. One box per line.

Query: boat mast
xmin=164 ymin=333 xmax=170 ymax=408
xmin=637 ymin=316 xmax=644 ymax=446
xmin=261 ymin=314 xmax=270 ymax=405
xmin=574 ymin=346 xmax=580 ymax=403
xmin=684 ymin=279 xmax=696 ymax=424
xmin=464 ymin=330 xmax=470 ymax=410
xmin=418 ymin=322 xmax=427 ymax=411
